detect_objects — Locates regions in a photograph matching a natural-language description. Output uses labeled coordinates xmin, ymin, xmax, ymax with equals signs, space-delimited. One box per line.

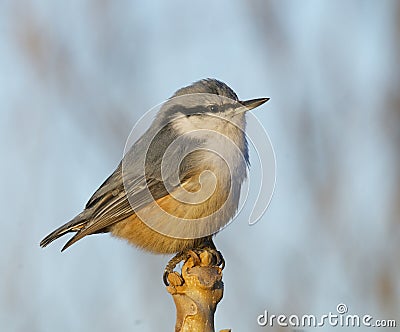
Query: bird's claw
xmin=163 ymin=247 xmax=225 ymax=286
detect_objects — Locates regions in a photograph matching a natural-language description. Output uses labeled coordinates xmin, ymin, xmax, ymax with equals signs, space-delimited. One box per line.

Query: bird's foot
xmin=163 ymin=247 xmax=225 ymax=286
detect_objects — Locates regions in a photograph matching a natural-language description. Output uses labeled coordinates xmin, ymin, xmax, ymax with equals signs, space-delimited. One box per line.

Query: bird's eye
xmin=209 ymin=105 xmax=219 ymax=112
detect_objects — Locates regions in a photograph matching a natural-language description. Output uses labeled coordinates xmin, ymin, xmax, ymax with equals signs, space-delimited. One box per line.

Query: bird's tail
xmin=40 ymin=212 xmax=87 ymax=249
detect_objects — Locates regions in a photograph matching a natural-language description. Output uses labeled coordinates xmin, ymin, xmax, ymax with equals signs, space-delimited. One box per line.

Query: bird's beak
xmin=239 ymin=97 xmax=270 ymax=111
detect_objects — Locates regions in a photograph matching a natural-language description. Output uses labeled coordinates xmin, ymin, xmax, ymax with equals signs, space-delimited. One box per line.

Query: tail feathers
xmin=40 ymin=213 xmax=87 ymax=249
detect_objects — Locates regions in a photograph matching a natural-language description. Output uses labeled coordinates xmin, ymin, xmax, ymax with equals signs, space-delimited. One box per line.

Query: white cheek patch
xmin=170 ymin=113 xmax=197 ymax=134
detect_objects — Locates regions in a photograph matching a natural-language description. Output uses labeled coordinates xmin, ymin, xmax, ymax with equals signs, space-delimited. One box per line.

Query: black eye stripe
xmin=208 ymin=103 xmax=238 ymax=113
xmin=209 ymin=105 xmax=218 ymax=112
xmin=165 ymin=103 xmax=239 ymax=119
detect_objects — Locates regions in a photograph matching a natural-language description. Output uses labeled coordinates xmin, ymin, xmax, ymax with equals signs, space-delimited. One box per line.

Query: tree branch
xmin=166 ymin=251 xmax=230 ymax=332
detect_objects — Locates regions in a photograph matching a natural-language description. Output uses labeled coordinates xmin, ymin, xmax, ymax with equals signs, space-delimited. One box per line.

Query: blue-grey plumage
xmin=40 ymin=79 xmax=269 ymax=256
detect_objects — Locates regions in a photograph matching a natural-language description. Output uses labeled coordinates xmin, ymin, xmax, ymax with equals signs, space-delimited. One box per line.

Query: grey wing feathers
xmin=60 ymin=191 xmax=136 ymax=251
xmin=40 ymin=167 xmax=170 ymax=251
xmin=40 ymin=162 xmax=128 ymax=251
xmin=85 ymin=162 xmax=123 ymax=209
xmin=40 ymin=121 xmax=193 ymax=251
xmin=39 ymin=211 xmax=88 ymax=248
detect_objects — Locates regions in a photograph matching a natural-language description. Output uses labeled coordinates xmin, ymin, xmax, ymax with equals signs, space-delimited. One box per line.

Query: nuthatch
xmin=40 ymin=78 xmax=269 ymax=282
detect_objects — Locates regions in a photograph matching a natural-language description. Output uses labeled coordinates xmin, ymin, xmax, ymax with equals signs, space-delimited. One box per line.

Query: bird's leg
xmin=163 ymin=250 xmax=198 ymax=285
xmin=163 ymin=239 xmax=225 ymax=286
xmin=193 ymin=239 xmax=225 ymax=270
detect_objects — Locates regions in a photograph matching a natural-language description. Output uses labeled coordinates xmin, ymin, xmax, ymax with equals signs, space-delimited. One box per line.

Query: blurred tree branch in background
xmin=247 ymin=0 xmax=400 ymax=320
xmin=12 ymin=0 xmax=146 ymax=155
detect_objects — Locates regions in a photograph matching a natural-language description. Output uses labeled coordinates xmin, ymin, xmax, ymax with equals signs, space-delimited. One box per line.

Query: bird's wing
xmin=84 ymin=162 xmax=123 ymax=209
xmin=61 ymin=172 xmax=171 ymax=251
xmin=60 ymin=123 xmax=197 ymax=250
xmin=43 ymin=119 xmax=205 ymax=251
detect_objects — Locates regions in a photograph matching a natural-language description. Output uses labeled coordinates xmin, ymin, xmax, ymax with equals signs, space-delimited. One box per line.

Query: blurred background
xmin=1 ymin=0 xmax=399 ymax=331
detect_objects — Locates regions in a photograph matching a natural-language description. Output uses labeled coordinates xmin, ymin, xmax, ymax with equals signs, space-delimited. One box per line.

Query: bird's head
xmin=158 ymin=78 xmax=269 ymax=137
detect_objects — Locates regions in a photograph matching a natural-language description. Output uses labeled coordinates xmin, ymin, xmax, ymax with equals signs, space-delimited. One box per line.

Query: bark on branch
xmin=166 ymin=251 xmax=231 ymax=332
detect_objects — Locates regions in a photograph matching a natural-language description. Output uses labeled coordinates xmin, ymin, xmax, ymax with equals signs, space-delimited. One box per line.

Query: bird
xmin=40 ymin=78 xmax=269 ymax=283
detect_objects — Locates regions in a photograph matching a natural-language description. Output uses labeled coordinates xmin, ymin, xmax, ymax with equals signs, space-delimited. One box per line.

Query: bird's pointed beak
xmin=239 ymin=97 xmax=270 ymax=111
